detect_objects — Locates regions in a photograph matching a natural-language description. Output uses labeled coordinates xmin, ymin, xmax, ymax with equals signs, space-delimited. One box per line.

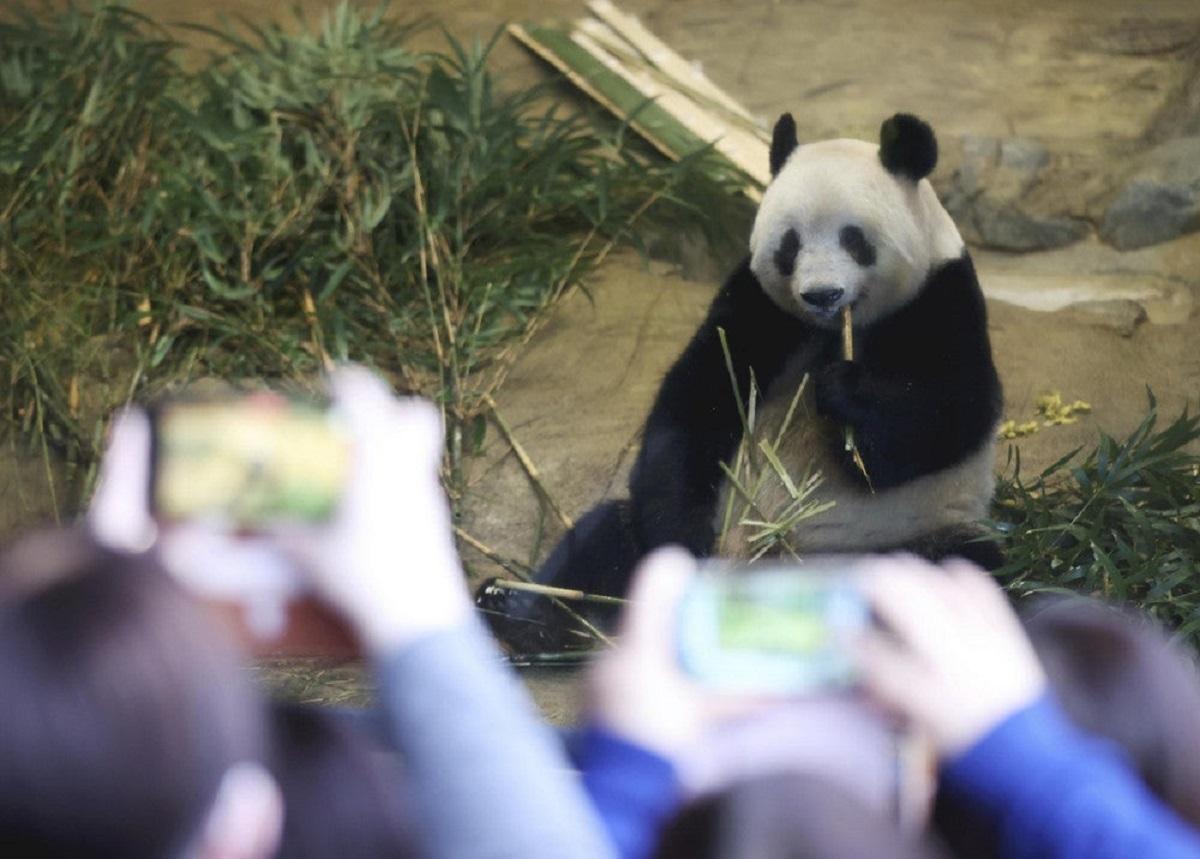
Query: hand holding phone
xmin=90 ymin=403 xmax=337 ymax=650
xmin=855 ymin=556 xmax=1046 ymax=758
xmin=89 ymin=366 xmax=470 ymax=657
xmin=295 ymin=366 xmax=469 ymax=653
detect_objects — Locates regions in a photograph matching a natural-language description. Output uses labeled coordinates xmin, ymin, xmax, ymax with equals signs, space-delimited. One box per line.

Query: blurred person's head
xmin=653 ymin=771 xmax=945 ymax=859
xmin=270 ymin=703 xmax=418 ymax=858
xmin=1024 ymin=595 xmax=1200 ymax=824
xmin=0 ymin=528 xmax=280 ymax=858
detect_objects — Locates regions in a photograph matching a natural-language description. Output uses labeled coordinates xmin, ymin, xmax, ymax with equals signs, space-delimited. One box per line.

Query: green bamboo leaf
xmin=199 ymin=264 xmax=254 ymax=300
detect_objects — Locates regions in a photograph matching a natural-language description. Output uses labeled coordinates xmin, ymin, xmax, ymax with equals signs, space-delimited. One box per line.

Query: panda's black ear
xmin=879 ymin=113 xmax=938 ymax=181
xmin=769 ymin=113 xmax=798 ymax=177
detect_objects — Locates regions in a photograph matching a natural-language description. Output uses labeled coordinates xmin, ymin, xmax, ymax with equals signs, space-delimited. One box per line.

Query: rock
xmin=1082 ymin=18 xmax=1200 ymax=57
xmin=971 ymin=198 xmax=1091 ymax=253
xmin=1101 ymin=137 xmax=1200 ymax=250
xmin=955 ymin=135 xmax=1000 ymax=196
xmin=1145 ymin=52 xmax=1200 ymax=141
xmin=997 ymin=137 xmax=1052 ymax=175
xmin=1061 ymin=299 xmax=1149 ymax=337
xmin=956 ymin=135 xmax=1049 ymax=198
xmin=943 ymin=135 xmax=1089 ymax=252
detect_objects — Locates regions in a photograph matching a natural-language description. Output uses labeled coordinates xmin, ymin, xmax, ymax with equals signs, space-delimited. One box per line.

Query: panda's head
xmin=749 ymin=113 xmax=964 ymax=328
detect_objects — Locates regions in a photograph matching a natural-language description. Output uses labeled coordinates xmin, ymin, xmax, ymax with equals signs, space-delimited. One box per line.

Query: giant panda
xmin=479 ymin=113 xmax=1003 ymax=650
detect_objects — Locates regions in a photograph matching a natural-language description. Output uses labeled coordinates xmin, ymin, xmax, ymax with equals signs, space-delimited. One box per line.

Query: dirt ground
xmin=11 ymin=0 xmax=1200 ymax=723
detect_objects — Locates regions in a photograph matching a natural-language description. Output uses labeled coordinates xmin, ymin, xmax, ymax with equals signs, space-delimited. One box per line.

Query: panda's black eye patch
xmin=840 ymin=225 xmax=876 ymax=267
xmin=774 ymin=229 xmax=801 ymax=277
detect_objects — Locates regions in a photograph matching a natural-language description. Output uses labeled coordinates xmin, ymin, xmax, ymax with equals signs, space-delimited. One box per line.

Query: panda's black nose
xmin=801 ymin=287 xmax=844 ymax=309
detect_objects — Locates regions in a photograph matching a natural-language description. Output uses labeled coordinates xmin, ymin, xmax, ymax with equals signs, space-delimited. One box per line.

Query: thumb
xmin=328 ymin=364 xmax=443 ymax=473
xmin=617 ymin=547 xmax=697 ymax=656
xmin=88 ymin=408 xmax=155 ymax=553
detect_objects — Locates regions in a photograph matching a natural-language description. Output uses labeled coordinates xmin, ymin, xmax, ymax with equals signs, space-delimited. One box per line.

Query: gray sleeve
xmin=373 ymin=619 xmax=617 ymax=859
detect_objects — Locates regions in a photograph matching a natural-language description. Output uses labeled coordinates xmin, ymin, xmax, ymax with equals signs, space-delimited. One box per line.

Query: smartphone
xmin=149 ymin=392 xmax=350 ymax=528
xmin=677 ymin=559 xmax=869 ymax=695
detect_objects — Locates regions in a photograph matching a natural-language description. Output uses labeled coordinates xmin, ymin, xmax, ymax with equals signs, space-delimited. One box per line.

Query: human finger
xmin=327 ymin=364 xmax=443 ymax=469
xmin=88 ymin=408 xmax=156 ymax=553
xmin=855 ymin=556 xmax=958 ymax=660
xmin=617 ymin=546 xmax=697 ymax=657
xmin=853 ymin=629 xmax=933 ymax=725
xmin=942 ymin=559 xmax=1023 ymax=633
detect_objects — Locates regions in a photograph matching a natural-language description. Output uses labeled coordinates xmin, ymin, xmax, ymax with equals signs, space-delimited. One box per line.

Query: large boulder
xmin=940 ymin=136 xmax=1090 ymax=252
xmin=1101 ymin=137 xmax=1200 ymax=250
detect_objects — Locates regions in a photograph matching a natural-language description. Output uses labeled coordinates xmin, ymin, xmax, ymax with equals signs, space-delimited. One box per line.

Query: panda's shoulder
xmin=867 ymin=253 xmax=994 ymax=371
xmin=880 ymin=253 xmax=987 ymax=334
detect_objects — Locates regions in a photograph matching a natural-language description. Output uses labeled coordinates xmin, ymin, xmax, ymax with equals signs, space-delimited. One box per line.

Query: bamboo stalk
xmin=483 ymin=393 xmax=574 ymax=530
xmin=488 ymin=578 xmax=627 ymax=607
xmin=841 ymin=307 xmax=874 ymax=491
xmin=454 ymin=527 xmax=532 ymax=578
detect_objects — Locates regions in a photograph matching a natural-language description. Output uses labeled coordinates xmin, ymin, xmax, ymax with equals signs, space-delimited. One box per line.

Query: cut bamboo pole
xmin=571 ymin=24 xmax=769 ymax=191
xmin=585 ymin=0 xmax=757 ymax=123
xmin=509 ymin=9 xmax=769 ymax=198
xmin=508 ymin=23 xmax=695 ymax=167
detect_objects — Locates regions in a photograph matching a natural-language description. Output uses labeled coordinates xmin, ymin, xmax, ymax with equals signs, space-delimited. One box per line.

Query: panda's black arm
xmin=815 ymin=254 xmax=1003 ymax=490
xmin=629 ymin=258 xmax=816 ymax=555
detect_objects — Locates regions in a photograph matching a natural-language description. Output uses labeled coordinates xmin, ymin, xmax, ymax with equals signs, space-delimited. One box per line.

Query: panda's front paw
xmin=815 ymin=360 xmax=865 ymax=420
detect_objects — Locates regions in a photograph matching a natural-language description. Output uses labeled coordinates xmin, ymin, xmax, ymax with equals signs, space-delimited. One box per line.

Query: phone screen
xmin=151 ymin=395 xmax=349 ymax=526
xmin=678 ymin=562 xmax=868 ymax=694
xmin=717 ymin=588 xmax=835 ymax=654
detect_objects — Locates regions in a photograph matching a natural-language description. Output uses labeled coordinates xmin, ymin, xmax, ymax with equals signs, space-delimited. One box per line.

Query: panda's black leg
xmin=536 ymin=499 xmax=643 ymax=597
xmin=900 ymin=526 xmax=1006 ymax=572
xmin=475 ymin=500 xmax=642 ymax=653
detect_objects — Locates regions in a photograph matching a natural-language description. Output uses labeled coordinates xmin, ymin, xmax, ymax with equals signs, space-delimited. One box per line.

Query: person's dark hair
xmin=1024 ymin=595 xmax=1200 ymax=824
xmin=270 ymin=703 xmax=419 ymax=858
xmin=0 ymin=528 xmax=269 ymax=857
xmin=653 ymin=772 xmax=945 ymax=859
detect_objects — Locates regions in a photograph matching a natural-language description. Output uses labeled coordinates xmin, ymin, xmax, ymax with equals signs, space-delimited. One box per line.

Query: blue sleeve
xmin=572 ymin=725 xmax=683 ymax=859
xmin=941 ymin=694 xmax=1200 ymax=859
xmin=374 ymin=620 xmax=615 ymax=859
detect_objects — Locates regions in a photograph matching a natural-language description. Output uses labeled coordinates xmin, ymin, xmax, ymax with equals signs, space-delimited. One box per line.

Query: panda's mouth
xmin=798 ymin=285 xmax=860 ymax=322
xmin=805 ymin=305 xmax=842 ymax=320
xmin=801 ymin=297 xmax=858 ymax=324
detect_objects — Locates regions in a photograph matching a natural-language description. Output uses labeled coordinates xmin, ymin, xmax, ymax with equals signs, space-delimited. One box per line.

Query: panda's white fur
xmin=749 ymin=139 xmax=964 ymax=328
xmin=718 ymin=137 xmax=998 ymax=559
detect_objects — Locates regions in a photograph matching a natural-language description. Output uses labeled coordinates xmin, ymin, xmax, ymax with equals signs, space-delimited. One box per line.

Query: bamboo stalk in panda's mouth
xmin=841 ymin=306 xmax=875 ymax=492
